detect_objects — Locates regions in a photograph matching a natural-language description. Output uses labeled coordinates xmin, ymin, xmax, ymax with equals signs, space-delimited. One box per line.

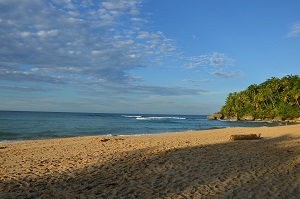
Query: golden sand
xmin=0 ymin=124 xmax=299 ymax=198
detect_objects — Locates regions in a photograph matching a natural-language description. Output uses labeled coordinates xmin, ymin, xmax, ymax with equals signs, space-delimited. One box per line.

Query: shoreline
xmin=1 ymin=125 xmax=300 ymax=198
xmin=207 ymin=113 xmax=300 ymax=123
xmin=1 ymin=122 xmax=296 ymax=144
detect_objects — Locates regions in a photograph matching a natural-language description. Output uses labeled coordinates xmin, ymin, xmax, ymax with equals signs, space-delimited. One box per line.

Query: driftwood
xmin=230 ymin=134 xmax=261 ymax=141
xmin=100 ymin=138 xmax=110 ymax=142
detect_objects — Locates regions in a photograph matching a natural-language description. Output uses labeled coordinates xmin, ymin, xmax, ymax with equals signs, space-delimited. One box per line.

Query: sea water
xmin=0 ymin=111 xmax=281 ymax=142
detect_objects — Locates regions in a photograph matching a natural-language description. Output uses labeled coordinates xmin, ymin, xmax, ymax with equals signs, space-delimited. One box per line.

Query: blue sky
xmin=0 ymin=0 xmax=299 ymax=115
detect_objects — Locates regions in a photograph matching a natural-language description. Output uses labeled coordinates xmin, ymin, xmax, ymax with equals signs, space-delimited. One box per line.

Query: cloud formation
xmin=185 ymin=52 xmax=234 ymax=69
xmin=184 ymin=52 xmax=241 ymax=79
xmin=1 ymin=0 xmax=241 ymax=100
xmin=287 ymin=22 xmax=300 ymax=38
xmin=0 ymin=0 xmax=187 ymax=94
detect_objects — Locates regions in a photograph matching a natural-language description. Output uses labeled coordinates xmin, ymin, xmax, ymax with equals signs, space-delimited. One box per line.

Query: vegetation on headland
xmin=208 ymin=75 xmax=300 ymax=122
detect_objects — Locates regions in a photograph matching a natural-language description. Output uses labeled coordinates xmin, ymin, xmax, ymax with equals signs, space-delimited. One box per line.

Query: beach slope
xmin=1 ymin=125 xmax=299 ymax=198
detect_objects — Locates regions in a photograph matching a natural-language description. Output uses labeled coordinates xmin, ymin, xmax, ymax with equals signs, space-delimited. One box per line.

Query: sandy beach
xmin=0 ymin=125 xmax=299 ymax=198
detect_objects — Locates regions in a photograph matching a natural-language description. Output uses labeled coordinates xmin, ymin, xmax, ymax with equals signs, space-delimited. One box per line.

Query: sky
xmin=0 ymin=0 xmax=300 ymax=115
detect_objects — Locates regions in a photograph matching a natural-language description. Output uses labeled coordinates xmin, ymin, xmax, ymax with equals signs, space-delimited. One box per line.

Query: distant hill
xmin=208 ymin=75 xmax=300 ymax=122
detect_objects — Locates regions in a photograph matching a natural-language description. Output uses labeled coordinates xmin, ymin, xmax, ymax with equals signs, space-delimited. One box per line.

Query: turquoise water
xmin=0 ymin=111 xmax=280 ymax=142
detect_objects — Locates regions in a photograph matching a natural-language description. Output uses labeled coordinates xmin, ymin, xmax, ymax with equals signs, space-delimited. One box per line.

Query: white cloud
xmin=0 ymin=0 xmax=146 ymax=85
xmin=0 ymin=0 xmax=251 ymax=116
xmin=0 ymin=69 xmax=66 ymax=84
xmin=136 ymin=31 xmax=150 ymax=39
xmin=185 ymin=52 xmax=234 ymax=69
xmin=20 ymin=32 xmax=31 ymax=38
xmin=102 ymin=1 xmax=128 ymax=10
xmin=287 ymin=22 xmax=300 ymax=38
xmin=185 ymin=55 xmax=209 ymax=68
xmin=101 ymin=0 xmax=141 ymax=17
xmin=184 ymin=53 xmax=241 ymax=80
xmin=0 ymin=0 xmax=236 ymax=98
xmin=50 ymin=0 xmax=74 ymax=9
xmin=209 ymin=52 xmax=234 ymax=67
xmin=131 ymin=17 xmax=147 ymax=22
xmin=135 ymin=31 xmax=177 ymax=58
xmin=36 ymin=30 xmax=58 ymax=38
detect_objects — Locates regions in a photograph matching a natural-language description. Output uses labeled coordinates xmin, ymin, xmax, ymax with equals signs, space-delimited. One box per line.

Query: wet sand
xmin=0 ymin=124 xmax=299 ymax=198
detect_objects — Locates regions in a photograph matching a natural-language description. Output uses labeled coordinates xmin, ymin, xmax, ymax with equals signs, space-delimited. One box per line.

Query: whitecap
xmin=122 ymin=115 xmax=142 ymax=118
xmin=136 ymin=116 xmax=186 ymax=120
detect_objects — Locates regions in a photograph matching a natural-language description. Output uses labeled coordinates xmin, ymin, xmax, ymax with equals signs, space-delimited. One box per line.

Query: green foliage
xmin=219 ymin=75 xmax=300 ymax=120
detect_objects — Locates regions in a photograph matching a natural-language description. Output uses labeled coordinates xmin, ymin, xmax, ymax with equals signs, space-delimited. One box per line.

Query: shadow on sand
xmin=1 ymin=135 xmax=299 ymax=198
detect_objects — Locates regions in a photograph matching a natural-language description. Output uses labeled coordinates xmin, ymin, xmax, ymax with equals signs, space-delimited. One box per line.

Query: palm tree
xmin=218 ymin=75 xmax=300 ymax=120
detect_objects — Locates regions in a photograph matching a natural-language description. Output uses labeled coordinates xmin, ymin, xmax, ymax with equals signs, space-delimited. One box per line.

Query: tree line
xmin=219 ymin=75 xmax=300 ymax=120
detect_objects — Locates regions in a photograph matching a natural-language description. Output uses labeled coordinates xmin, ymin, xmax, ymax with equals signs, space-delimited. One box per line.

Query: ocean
xmin=0 ymin=111 xmax=282 ymax=142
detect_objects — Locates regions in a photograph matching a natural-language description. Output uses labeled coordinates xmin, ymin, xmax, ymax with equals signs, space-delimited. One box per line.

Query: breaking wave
xmin=122 ymin=115 xmax=142 ymax=118
xmin=136 ymin=116 xmax=186 ymax=120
